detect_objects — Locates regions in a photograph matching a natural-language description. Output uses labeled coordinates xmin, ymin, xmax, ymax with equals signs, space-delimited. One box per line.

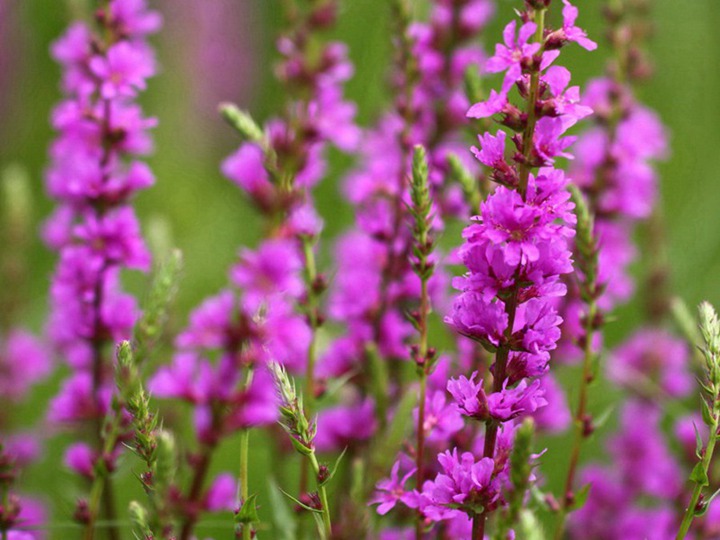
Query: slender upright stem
xmin=308 ymin=453 xmax=332 ymax=537
xmin=472 ymin=512 xmax=483 ymax=540
xmin=239 ymin=368 xmax=254 ymax=540
xmin=240 ymin=428 xmax=251 ymax=540
xmin=299 ymin=237 xmax=320 ymax=500
xmin=179 ymin=447 xmax=213 ymax=540
xmin=82 ymin=408 xmax=124 ymax=540
xmin=415 ymin=373 xmax=427 ymax=540
xmin=553 ymin=300 xmax=597 ymax=540
xmin=676 ymin=423 xmax=718 ymax=539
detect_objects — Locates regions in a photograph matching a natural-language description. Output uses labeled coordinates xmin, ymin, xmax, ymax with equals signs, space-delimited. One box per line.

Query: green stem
xmin=240 ymin=428 xmax=251 ymax=540
xmin=299 ymin=236 xmax=320 ymax=506
xmin=82 ymin=409 xmax=124 ymax=540
xmin=553 ymin=300 xmax=597 ymax=540
xmin=238 ymin=368 xmax=254 ymax=540
xmin=308 ymin=453 xmax=332 ymax=538
xmin=676 ymin=423 xmax=719 ymax=540
xmin=415 ymin=373 xmax=427 ymax=540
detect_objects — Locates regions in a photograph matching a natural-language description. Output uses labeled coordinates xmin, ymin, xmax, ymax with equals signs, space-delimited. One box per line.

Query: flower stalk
xmin=554 ymin=186 xmax=602 ymax=540
xmin=676 ymin=302 xmax=720 ymax=539
xmin=270 ymin=362 xmax=333 ymax=538
xmin=408 ymin=144 xmax=436 ymax=539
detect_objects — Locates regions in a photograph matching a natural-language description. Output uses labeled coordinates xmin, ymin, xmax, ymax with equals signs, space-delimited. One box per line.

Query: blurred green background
xmin=2 ymin=0 xmax=720 ymax=537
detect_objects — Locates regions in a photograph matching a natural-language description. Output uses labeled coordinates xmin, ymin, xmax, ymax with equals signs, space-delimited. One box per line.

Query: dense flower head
xmin=410 ymin=449 xmax=501 ymax=522
xmin=150 ymin=284 xmax=288 ymax=443
xmin=42 ymin=3 xmax=162 ymax=510
xmin=45 ymin=0 xmax=160 ymax=389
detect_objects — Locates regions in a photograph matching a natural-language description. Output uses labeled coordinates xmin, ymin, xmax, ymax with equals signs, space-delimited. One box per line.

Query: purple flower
xmin=221 ymin=143 xmax=272 ymax=202
xmin=448 ymin=373 xmax=546 ymax=422
xmin=445 ymin=292 xmax=508 ymax=348
xmin=45 ymin=0 xmax=160 ymax=492
xmin=486 ymin=21 xmax=540 ymax=95
xmin=412 ymin=449 xmax=499 ymax=521
xmin=64 ymin=442 xmax=95 ymax=479
xmin=206 ymin=473 xmax=238 ymax=512
xmin=89 ymin=41 xmax=155 ymax=99
xmin=559 ymin=0 xmax=597 ymax=51
xmin=415 ymin=391 xmax=464 ymax=443
xmin=231 ymin=239 xmax=304 ymax=311
xmin=371 ymin=461 xmax=417 ymax=515
xmin=315 ymin=399 xmax=377 ymax=452
xmin=0 ymin=331 xmax=50 ymax=402
xmin=176 ymin=290 xmax=234 ymax=350
xmin=149 ymin=352 xmax=214 ymax=404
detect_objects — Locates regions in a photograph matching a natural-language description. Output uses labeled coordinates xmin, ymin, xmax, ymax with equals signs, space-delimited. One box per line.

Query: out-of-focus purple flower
xmin=607 ymin=329 xmax=692 ymax=398
xmin=205 ymin=473 xmax=238 ymax=512
xmin=415 ymin=391 xmax=464 ymax=444
xmin=45 ymin=2 xmax=161 ymax=486
xmin=315 ymin=399 xmax=377 ymax=452
xmin=231 ymin=239 xmax=304 ymax=311
xmin=89 ymin=41 xmax=155 ymax=99
xmin=64 ymin=442 xmax=96 ymax=479
xmin=0 ymin=331 xmax=50 ymax=402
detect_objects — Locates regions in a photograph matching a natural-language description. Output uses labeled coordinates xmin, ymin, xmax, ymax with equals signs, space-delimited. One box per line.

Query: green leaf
xmin=219 ymin=103 xmax=264 ymax=143
xmin=690 ymin=462 xmax=709 ymax=486
xmin=321 ymin=369 xmax=359 ymax=400
xmin=694 ymin=422 xmax=704 ymax=459
xmin=277 ymin=487 xmax=323 ymax=514
xmin=312 ymin=513 xmax=328 ymax=540
xmin=592 ymin=406 xmax=614 ymax=432
xmin=287 ymin=433 xmax=313 ymax=456
xmin=235 ymin=493 xmax=260 ymax=525
xmin=267 ymin=480 xmax=297 ymax=540
xmin=696 ymin=485 xmax=720 ymax=516
xmin=702 ymin=398 xmax=714 ymax=427
xmin=571 ymin=483 xmax=591 ymax=510
xmin=320 ymin=447 xmax=348 ymax=487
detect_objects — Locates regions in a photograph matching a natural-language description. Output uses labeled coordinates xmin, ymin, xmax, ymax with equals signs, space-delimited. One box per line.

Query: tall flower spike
xmin=269 ymin=362 xmax=333 ymax=539
xmin=436 ymin=1 xmax=594 ymax=537
xmin=150 ymin=1 xmax=358 ymax=538
xmin=44 ymin=1 xmax=160 ymax=536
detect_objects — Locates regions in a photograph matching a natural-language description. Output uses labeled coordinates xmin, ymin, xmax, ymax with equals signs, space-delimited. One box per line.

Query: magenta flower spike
xmin=431 ymin=1 xmax=594 ymax=537
xmin=43 ymin=0 xmax=160 ymax=533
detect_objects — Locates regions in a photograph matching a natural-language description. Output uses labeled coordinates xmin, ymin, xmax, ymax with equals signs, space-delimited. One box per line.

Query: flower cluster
xmin=570 ymin=401 xmax=682 ymax=540
xmin=318 ymin=0 xmax=495 ymax=457
xmin=43 ymin=0 xmax=160 ymax=496
xmin=412 ymin=0 xmax=594 ymax=532
xmin=555 ymin=0 xmax=669 ymax=365
xmin=147 ymin=2 xmax=359 ymax=537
